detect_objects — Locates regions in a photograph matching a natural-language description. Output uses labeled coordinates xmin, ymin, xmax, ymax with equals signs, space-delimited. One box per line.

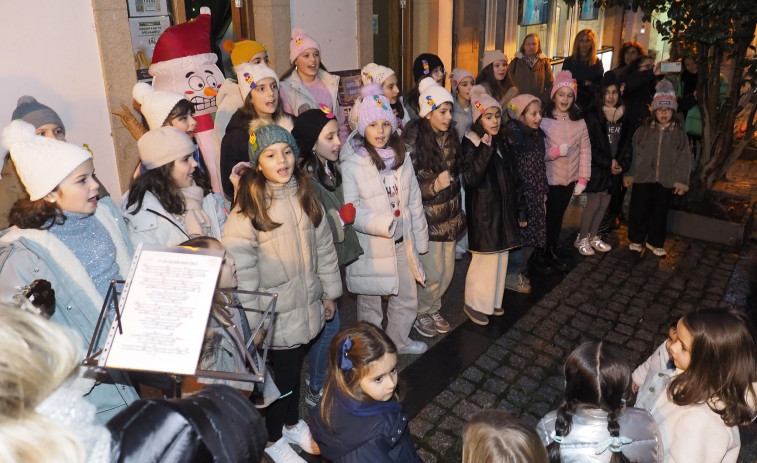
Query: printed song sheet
xmin=102 ymin=245 xmax=222 ymax=375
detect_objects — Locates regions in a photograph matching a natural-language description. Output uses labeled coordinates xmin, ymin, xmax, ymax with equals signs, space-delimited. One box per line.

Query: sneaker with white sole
xmin=265 ymin=437 xmax=307 ymax=463
xmin=629 ymin=242 xmax=643 ymax=252
xmin=398 ymin=340 xmax=428 ymax=355
xmin=464 ymin=304 xmax=489 ymax=325
xmin=646 ymin=243 xmax=667 ymax=257
xmin=281 ymin=420 xmax=320 ymax=455
xmin=413 ymin=314 xmax=438 ymax=337
xmin=505 ymin=273 xmax=532 ymax=293
xmin=576 ymin=236 xmax=595 ymax=256
xmin=430 ymin=312 xmax=451 ymax=333
xmin=590 ymin=236 xmax=612 ymax=252
xmin=305 ymin=387 xmax=322 ymax=407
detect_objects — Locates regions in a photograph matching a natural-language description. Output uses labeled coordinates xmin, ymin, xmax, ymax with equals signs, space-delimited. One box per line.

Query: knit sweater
xmin=50 ymin=211 xmax=120 ymax=298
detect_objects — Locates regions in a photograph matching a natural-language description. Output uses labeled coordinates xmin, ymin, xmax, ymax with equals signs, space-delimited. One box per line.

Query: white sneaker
xmin=576 ymin=236 xmax=595 ymax=256
xmin=398 ymin=340 xmax=428 ymax=355
xmin=629 ymin=242 xmax=643 ymax=252
xmin=265 ymin=438 xmax=307 ymax=463
xmin=281 ymin=420 xmax=320 ymax=455
xmin=646 ymin=243 xmax=667 ymax=257
xmin=590 ymin=236 xmax=612 ymax=252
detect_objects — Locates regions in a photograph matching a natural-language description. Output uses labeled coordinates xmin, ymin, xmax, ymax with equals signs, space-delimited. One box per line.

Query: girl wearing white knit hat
xmin=0 ymin=119 xmax=140 ymax=420
xmin=121 ymin=126 xmax=227 ymax=247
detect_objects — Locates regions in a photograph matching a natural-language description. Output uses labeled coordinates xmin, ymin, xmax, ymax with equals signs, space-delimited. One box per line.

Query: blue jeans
xmin=506 ymin=247 xmax=524 ymax=277
xmin=308 ymin=308 xmax=341 ymax=392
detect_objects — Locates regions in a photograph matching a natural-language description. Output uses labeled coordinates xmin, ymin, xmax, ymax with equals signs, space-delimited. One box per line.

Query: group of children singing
xmin=0 ymin=26 xmax=751 ymax=463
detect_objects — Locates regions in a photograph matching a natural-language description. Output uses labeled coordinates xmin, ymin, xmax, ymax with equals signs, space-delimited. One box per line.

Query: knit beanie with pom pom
xmin=357 ymin=84 xmax=397 ymax=136
xmin=132 ymin=82 xmax=186 ymax=130
xmin=289 ymin=28 xmax=320 ymax=64
xmin=11 ymin=96 xmax=65 ymax=133
xmin=651 ymin=79 xmax=678 ymax=111
xmin=469 ymin=85 xmax=501 ymax=123
xmin=222 ymin=39 xmax=267 ymax=67
xmin=1 ymin=120 xmax=91 ymax=200
xmin=550 ymin=70 xmax=577 ymax=99
xmin=418 ymin=77 xmax=454 ymax=118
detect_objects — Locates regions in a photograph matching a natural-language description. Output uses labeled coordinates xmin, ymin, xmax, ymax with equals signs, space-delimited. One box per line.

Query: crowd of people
xmin=0 ymin=25 xmax=755 ymax=463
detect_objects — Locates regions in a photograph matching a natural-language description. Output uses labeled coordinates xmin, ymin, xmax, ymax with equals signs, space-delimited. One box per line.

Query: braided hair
xmin=548 ymin=341 xmax=633 ymax=463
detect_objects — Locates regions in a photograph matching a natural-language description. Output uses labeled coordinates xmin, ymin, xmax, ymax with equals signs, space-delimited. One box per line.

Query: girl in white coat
xmin=341 ymin=91 xmax=429 ymax=355
xmin=121 ymin=126 xmax=226 ymax=247
xmin=634 ymin=309 xmax=757 ymax=463
xmin=222 ymin=122 xmax=341 ymax=463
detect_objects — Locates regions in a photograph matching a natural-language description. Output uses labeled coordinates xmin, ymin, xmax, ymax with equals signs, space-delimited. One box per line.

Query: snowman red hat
xmin=149 ymin=7 xmax=217 ymax=80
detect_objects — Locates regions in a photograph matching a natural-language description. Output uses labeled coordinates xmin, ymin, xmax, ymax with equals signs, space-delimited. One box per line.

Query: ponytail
xmin=547 ymin=400 xmax=576 ymax=463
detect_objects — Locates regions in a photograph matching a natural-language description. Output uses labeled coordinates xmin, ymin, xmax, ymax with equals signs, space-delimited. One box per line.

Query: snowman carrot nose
xmin=204 ymin=87 xmax=218 ymax=97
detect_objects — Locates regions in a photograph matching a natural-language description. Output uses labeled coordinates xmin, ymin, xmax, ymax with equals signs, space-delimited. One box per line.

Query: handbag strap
xmin=145 ymin=208 xmax=191 ymax=239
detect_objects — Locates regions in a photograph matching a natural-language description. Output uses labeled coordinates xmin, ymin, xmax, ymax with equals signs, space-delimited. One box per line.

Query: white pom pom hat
xmin=132 ymin=82 xmax=187 ymax=130
xmin=1 ymin=120 xmax=92 ymax=200
xmin=418 ymin=77 xmax=454 ymax=118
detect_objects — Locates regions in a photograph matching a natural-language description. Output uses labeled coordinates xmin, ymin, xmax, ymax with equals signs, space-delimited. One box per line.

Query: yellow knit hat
xmin=222 ymin=39 xmax=267 ymax=67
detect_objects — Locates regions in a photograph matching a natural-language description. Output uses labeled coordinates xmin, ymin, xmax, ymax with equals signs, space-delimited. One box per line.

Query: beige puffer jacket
xmin=222 ymin=178 xmax=342 ymax=347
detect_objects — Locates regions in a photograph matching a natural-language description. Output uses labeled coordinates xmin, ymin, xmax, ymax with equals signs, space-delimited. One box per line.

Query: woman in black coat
xmin=561 ymin=29 xmax=605 ymax=111
xmin=460 ymin=87 xmax=526 ymax=326
xmin=578 ymin=72 xmax=633 ymax=252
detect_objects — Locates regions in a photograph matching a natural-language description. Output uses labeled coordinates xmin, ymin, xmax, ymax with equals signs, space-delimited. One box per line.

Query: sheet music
xmin=101 ymin=244 xmax=222 ymax=375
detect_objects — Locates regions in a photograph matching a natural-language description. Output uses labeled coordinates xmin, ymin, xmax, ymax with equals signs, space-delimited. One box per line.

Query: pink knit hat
xmin=506 ymin=93 xmax=541 ymax=119
xmin=450 ymin=69 xmax=475 ymax=94
xmin=469 ymin=85 xmax=501 ymax=123
xmin=651 ymin=79 xmax=678 ymax=111
xmin=550 ymin=70 xmax=577 ymax=99
xmin=357 ymin=84 xmax=397 ymax=136
xmin=289 ymin=28 xmax=320 ymax=63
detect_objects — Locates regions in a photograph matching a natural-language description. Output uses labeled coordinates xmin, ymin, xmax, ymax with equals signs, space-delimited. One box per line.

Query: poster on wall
xmin=129 ymin=16 xmax=171 ymax=82
xmin=520 ymin=0 xmax=549 ymax=25
xmin=334 ymin=69 xmax=363 ymax=128
xmin=580 ymin=1 xmax=600 ymax=20
xmin=127 ymin=0 xmax=168 ymax=17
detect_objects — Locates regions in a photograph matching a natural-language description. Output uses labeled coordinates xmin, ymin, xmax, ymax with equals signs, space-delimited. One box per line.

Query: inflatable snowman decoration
xmin=148 ymin=6 xmax=224 ymax=193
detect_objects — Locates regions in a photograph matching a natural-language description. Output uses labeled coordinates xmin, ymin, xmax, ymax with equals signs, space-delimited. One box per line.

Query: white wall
xmin=0 ymin=1 xmax=120 ymax=196
xmin=289 ymin=0 xmax=359 ymax=71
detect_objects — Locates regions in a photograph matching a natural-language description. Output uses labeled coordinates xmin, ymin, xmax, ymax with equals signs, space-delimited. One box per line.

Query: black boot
xmin=547 ymin=245 xmax=571 ymax=272
xmin=529 ymin=248 xmax=556 ymax=275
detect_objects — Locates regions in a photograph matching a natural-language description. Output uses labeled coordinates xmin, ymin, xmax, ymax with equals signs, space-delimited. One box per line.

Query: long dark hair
xmin=9 ymin=197 xmax=66 ymax=230
xmin=125 ymin=160 xmax=212 ymax=216
xmin=233 ymin=165 xmax=322 ymax=232
xmin=361 ymin=132 xmax=406 ymax=171
xmin=548 ymin=341 xmax=632 ymax=463
xmin=470 ymin=114 xmax=507 ymax=152
xmin=404 ymin=83 xmax=421 ymax=117
xmin=408 ymin=117 xmax=460 ymax=174
xmin=296 ymin=144 xmax=342 ymax=192
xmin=239 ymin=90 xmax=285 ymax=123
xmin=475 ymin=64 xmax=514 ymax=102
xmin=669 ymin=309 xmax=757 ymax=427
xmin=592 ymin=81 xmax=625 ymax=116
xmin=544 ymin=96 xmax=583 ymax=121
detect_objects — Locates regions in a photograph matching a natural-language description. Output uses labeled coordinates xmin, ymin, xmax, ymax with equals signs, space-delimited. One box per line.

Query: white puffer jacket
xmin=340 ymin=130 xmax=428 ymax=296
xmin=222 ymin=178 xmax=341 ymax=347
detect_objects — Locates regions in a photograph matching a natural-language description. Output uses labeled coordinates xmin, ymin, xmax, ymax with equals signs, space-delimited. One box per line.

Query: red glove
xmin=338 ymin=203 xmax=356 ymax=225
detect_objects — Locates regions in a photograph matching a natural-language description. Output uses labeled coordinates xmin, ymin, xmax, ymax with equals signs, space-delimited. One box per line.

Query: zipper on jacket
xmin=655 ymin=128 xmax=663 ymax=182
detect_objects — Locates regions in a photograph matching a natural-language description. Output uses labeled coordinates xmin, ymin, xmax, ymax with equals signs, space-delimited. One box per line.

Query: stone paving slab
xmin=411 ymin=230 xmax=756 ymax=463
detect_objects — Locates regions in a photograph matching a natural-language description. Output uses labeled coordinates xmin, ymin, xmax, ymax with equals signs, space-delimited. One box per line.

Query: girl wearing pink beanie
xmin=540 ymin=70 xmax=591 ymax=271
xmin=279 ymin=29 xmax=346 ymax=141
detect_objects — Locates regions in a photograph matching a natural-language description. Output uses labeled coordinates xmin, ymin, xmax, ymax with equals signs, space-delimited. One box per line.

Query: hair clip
xmin=550 ymin=432 xmax=564 ymax=444
xmin=337 ymin=336 xmax=354 ymax=371
xmin=594 ymin=436 xmax=633 ymax=454
xmin=422 ymin=59 xmax=429 ymax=74
xmin=319 ymin=103 xmax=335 ymax=119
xmin=426 ymin=95 xmax=438 ymax=110
xmin=374 ymin=95 xmax=389 ymax=110
xmin=248 ymin=132 xmax=258 ymax=152
xmin=619 ymin=83 xmax=626 ymax=95
xmin=620 ymin=398 xmax=627 ymax=405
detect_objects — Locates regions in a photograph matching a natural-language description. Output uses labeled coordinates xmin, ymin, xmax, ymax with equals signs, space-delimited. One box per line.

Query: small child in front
xmin=309 ymin=322 xmax=423 ymax=462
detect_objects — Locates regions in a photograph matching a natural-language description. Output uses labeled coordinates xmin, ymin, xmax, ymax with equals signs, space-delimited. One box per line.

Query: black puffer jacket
xmin=107 ymin=385 xmax=267 ymax=463
xmin=584 ymin=109 xmax=633 ymax=193
xmin=219 ymin=110 xmax=252 ymax=199
xmin=462 ymin=131 xmax=526 ymax=253
xmin=404 ymin=119 xmax=466 ymax=242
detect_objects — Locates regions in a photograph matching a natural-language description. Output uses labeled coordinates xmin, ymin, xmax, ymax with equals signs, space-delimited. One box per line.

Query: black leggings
xmin=545 ymin=183 xmax=575 ymax=248
xmin=264 ymin=346 xmax=306 ymax=441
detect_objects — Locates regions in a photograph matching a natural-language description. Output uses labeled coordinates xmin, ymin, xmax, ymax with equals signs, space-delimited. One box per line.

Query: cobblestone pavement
xmin=411 ymin=229 xmax=757 ymax=463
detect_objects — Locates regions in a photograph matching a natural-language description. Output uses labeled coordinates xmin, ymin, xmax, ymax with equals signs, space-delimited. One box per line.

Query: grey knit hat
xmin=248 ymin=123 xmax=300 ymax=168
xmin=11 ymin=96 xmax=65 ymax=133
